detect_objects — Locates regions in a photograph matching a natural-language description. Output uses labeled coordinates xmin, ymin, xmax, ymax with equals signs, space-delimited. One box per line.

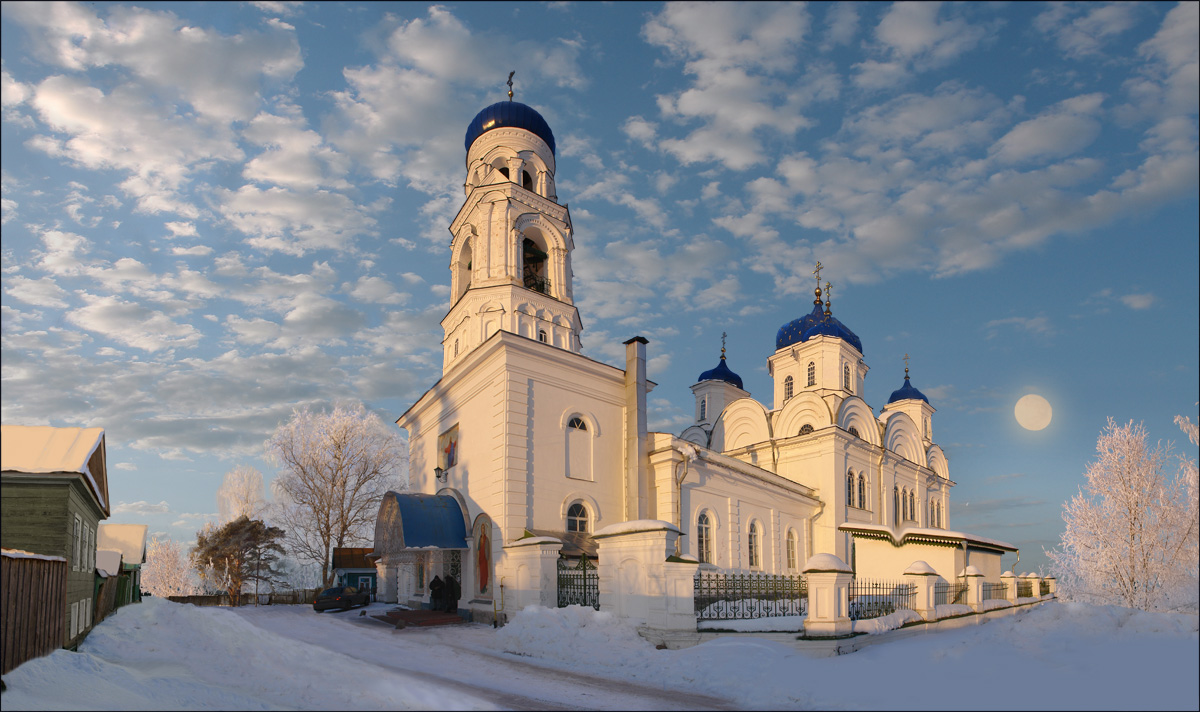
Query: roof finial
xmin=507 ymin=70 xmax=515 ymax=101
xmin=824 ymin=281 xmax=833 ymax=317
xmin=813 ymin=261 xmax=823 ymax=305
xmin=903 ymin=353 xmax=910 ymax=379
xmin=721 ymin=331 xmax=727 ymax=359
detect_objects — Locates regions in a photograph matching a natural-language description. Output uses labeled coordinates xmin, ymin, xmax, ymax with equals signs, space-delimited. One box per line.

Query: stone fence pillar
xmin=802 ymin=554 xmax=853 ymax=637
xmin=904 ymin=560 xmax=939 ymax=621
xmin=1000 ymin=571 xmax=1018 ymax=604
xmin=594 ymin=520 xmax=696 ymax=633
xmin=961 ymin=565 xmax=984 ymax=613
xmin=501 ymin=536 xmax=563 ymax=615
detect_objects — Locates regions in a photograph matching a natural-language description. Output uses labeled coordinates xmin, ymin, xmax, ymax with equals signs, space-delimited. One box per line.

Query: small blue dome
xmin=464 ymin=101 xmax=556 ymax=155
xmin=887 ymin=376 xmax=929 ymax=405
xmin=776 ymin=304 xmax=863 ymax=355
xmin=698 ymin=356 xmax=743 ymax=390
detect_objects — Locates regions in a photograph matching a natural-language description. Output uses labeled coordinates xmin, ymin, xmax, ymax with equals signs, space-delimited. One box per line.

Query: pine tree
xmin=191 ymin=516 xmax=286 ymax=605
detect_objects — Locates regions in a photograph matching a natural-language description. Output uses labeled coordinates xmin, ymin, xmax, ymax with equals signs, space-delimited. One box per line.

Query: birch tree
xmin=217 ymin=464 xmax=266 ymax=523
xmin=267 ymin=402 xmax=407 ymax=587
xmin=142 ymin=536 xmax=198 ymax=597
xmin=1048 ymin=417 xmax=1199 ymax=611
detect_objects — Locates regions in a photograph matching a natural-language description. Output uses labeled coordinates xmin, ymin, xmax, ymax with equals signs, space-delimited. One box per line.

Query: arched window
xmin=568 ymin=416 xmax=586 ymax=431
xmin=566 ymin=415 xmax=591 ymax=480
xmin=909 ymin=490 xmax=916 ymax=523
xmin=567 ymin=502 xmax=589 ymax=533
xmin=902 ymin=488 xmax=909 ymax=521
xmin=522 ymin=170 xmax=534 ymax=192
xmin=935 ymin=501 xmax=942 ymax=528
xmin=858 ymin=473 xmax=866 ymax=510
xmin=799 ymin=424 xmax=814 ymax=435
xmin=784 ymin=375 xmax=794 ymax=401
xmin=843 ymin=363 xmax=851 ymax=391
xmin=748 ymin=522 xmax=760 ymax=568
xmin=699 ymin=397 xmax=707 ymax=421
xmin=538 ymin=329 xmax=548 ymax=343
xmin=807 ymin=361 xmax=816 ymax=387
xmin=454 ymin=339 xmax=459 ymax=357
xmin=697 ymin=512 xmax=712 ymax=564
xmin=848 ymin=426 xmax=859 ymax=438
xmin=894 ymin=486 xmax=900 ymax=524
xmin=930 ymin=499 xmax=935 ymax=526
xmin=786 ymin=530 xmax=798 ymax=570
xmin=846 ymin=472 xmax=855 ymax=507
xmin=499 ymin=166 xmax=510 ymax=180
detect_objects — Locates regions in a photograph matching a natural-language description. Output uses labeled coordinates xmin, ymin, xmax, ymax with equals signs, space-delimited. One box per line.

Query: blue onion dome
xmin=887 ymin=375 xmax=929 ymax=404
xmin=776 ymin=304 xmax=863 ymax=355
xmin=464 ymin=101 xmax=556 ymax=155
xmin=698 ymin=355 xmax=743 ymax=390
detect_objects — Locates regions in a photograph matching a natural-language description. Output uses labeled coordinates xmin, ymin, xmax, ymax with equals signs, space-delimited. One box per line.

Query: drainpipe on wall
xmin=624 ymin=336 xmax=649 ymax=522
xmin=673 ymin=444 xmax=696 ymax=555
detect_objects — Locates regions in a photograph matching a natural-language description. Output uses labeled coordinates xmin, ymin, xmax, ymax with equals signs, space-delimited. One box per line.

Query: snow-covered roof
xmin=97 ymin=549 xmax=123 ymax=574
xmin=98 ymin=524 xmax=148 ymax=564
xmin=1 ymin=548 xmax=66 ymax=563
xmin=839 ymin=523 xmax=1017 ymax=552
xmin=1 ymin=425 xmax=108 ymax=513
xmin=803 ymin=553 xmax=852 ymax=573
xmin=593 ymin=519 xmax=680 ymax=538
xmin=903 ymin=560 xmax=938 ymax=575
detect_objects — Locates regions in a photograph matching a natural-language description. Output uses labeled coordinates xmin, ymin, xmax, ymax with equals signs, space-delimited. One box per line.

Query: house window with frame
xmin=697 ymin=512 xmax=713 ymax=564
xmin=567 ymin=502 xmax=589 ymax=533
xmin=748 ymin=522 xmax=761 ymax=569
xmin=783 ymin=375 xmax=794 ymax=402
xmin=786 ymin=530 xmax=798 ymax=570
xmin=72 ymin=515 xmax=82 ymax=571
xmin=858 ymin=473 xmax=866 ymax=510
xmin=807 ymin=361 xmax=816 ymax=387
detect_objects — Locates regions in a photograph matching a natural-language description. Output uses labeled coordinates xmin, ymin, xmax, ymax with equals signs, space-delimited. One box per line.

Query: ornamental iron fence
xmin=934 ymin=580 xmax=968 ymax=606
xmin=1017 ymin=580 xmax=1033 ymax=598
xmin=1039 ymin=579 xmax=1050 ymax=596
xmin=848 ymin=579 xmax=915 ymax=621
xmin=982 ymin=582 xmax=1008 ymax=601
xmin=694 ymin=570 xmax=807 ymax=620
xmin=557 ymin=555 xmax=599 ymax=610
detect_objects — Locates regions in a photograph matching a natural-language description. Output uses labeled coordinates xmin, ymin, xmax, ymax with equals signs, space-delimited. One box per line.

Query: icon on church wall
xmin=439 ymin=424 xmax=459 ymax=469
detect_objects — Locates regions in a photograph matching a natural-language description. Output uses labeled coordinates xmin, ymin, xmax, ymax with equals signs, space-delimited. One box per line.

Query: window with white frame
xmin=846 ymin=472 xmax=855 ymax=506
xmin=566 ymin=415 xmax=591 ymax=480
xmin=538 ymin=329 xmax=548 ymax=343
xmin=699 ymin=396 xmax=707 ymax=421
xmin=786 ymin=530 xmax=798 ymax=570
xmin=72 ymin=515 xmax=82 ymax=571
xmin=697 ymin=511 xmax=712 ymax=564
xmin=748 ymin=521 xmax=761 ymax=569
xmin=807 ymin=361 xmax=816 ymax=387
xmin=784 ymin=375 xmax=794 ymax=401
xmin=567 ymin=502 xmax=589 ymax=533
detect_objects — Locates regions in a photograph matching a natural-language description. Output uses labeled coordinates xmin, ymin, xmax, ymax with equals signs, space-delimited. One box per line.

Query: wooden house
xmin=98 ymin=523 xmax=148 ymax=607
xmin=332 ymin=547 xmax=377 ymax=597
xmin=1 ymin=425 xmax=110 ymax=648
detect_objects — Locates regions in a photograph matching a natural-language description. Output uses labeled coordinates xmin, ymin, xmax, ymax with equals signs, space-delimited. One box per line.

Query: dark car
xmin=312 ymin=585 xmax=370 ymax=612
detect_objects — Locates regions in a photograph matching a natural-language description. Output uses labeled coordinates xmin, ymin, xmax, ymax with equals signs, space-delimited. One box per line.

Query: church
xmin=371 ymin=92 xmax=1017 ymax=623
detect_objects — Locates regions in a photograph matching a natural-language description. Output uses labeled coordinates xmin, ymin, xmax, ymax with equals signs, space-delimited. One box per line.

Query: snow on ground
xmin=851 ymin=608 xmax=922 ymax=635
xmin=3 ymin=598 xmax=1197 ymax=710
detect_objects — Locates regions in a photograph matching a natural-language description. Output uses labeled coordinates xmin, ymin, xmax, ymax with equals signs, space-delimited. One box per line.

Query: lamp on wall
xmin=434 ymin=466 xmax=446 ymax=483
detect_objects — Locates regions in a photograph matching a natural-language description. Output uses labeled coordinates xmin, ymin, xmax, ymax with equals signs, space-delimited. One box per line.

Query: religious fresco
xmin=438 ymin=424 xmax=459 ymax=470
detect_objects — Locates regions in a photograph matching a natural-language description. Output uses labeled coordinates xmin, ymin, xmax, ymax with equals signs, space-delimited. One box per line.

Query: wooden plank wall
xmin=1 ymin=554 xmax=67 ymax=675
xmin=94 ymin=574 xmax=119 ymax=625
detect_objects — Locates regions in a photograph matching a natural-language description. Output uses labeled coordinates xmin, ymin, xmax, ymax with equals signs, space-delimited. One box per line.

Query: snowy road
xmin=233 ymin=603 xmax=736 ymax=710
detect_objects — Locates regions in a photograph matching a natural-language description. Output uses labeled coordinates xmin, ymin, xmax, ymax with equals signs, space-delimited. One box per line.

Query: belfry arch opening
xmin=456 ymin=237 xmax=473 ymax=302
xmin=522 ymin=169 xmax=534 ymax=192
xmin=522 ymin=232 xmax=550 ymax=295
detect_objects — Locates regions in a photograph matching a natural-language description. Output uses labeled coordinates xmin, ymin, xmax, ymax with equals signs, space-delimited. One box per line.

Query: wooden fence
xmin=166 ymin=589 xmax=322 ymax=607
xmin=2 ymin=550 xmax=67 ymax=675
xmin=93 ymin=573 xmax=120 ymax=625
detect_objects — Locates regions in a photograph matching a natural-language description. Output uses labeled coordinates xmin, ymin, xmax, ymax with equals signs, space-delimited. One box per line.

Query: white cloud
xmin=65 ymin=293 xmax=203 ymax=352
xmin=4 ymin=275 xmax=69 ymax=308
xmin=1120 ymin=292 xmax=1155 ymax=310
xmin=854 ymin=2 xmax=990 ymax=86
xmin=345 ymin=275 xmax=410 ymax=305
xmin=216 ymin=185 xmax=378 ymax=256
xmin=171 ymin=246 xmax=213 ymax=256
xmin=983 ymin=316 xmax=1054 ymax=339
xmin=1 ymin=67 xmax=31 ymax=107
xmin=113 ymin=500 xmax=170 ymax=515
xmin=821 ymin=2 xmax=860 ymax=51
xmin=165 ymin=221 xmax=198 ymax=238
xmin=991 ymin=94 xmax=1105 ymax=164
xmin=1035 ymin=2 xmax=1140 ymax=58
xmin=241 ymin=108 xmax=351 ymax=190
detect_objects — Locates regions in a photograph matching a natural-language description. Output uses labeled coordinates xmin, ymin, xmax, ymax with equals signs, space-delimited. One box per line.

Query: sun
xmin=1014 ymin=394 xmax=1053 ymax=431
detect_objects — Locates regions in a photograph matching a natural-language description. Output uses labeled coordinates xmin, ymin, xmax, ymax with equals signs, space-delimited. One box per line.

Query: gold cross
xmin=824 ymin=281 xmax=832 ymax=314
xmin=813 ymin=261 xmax=823 ymax=285
xmin=904 ymin=353 xmax=910 ymax=376
xmin=507 ymin=70 xmax=515 ymax=100
xmin=721 ymin=331 xmax=727 ymax=357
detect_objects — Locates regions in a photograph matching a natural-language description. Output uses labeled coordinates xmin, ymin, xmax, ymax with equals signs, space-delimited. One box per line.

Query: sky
xmin=1 ymin=1 xmax=1197 ymax=574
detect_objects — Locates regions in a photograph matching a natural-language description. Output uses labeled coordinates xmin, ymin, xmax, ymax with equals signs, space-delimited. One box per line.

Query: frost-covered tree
xmin=267 ymin=402 xmax=407 ymax=587
xmin=1049 ymin=417 xmax=1199 ymax=611
xmin=191 ymin=516 xmax=286 ymax=605
xmin=216 ymin=464 xmax=266 ymax=524
xmin=141 ymin=536 xmax=198 ymax=597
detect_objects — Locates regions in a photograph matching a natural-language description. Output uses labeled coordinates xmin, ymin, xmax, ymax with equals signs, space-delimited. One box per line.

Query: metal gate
xmin=557 ymin=555 xmax=599 ymax=610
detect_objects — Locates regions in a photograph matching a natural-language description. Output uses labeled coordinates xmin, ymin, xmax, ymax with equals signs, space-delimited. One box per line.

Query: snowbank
xmin=852 ymin=608 xmax=922 ymax=634
xmin=934 ymin=603 xmax=973 ymax=619
xmin=699 ymin=615 xmax=806 ymax=632
xmin=493 ymin=604 xmax=652 ymax=667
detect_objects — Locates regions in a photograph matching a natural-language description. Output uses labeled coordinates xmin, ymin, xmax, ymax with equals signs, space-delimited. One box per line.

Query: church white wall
xmin=853 ymin=537 xmax=958 ymax=581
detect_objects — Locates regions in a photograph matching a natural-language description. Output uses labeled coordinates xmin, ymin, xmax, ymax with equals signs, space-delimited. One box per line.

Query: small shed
xmin=332 ymin=547 xmax=378 ymax=595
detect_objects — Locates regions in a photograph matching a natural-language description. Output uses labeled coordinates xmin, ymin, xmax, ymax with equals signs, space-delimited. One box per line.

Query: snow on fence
xmin=1 ymin=550 xmax=67 ymax=674
xmin=934 ymin=580 xmax=968 ymax=606
xmin=694 ymin=570 xmax=807 ymax=620
xmin=848 ymin=579 xmax=915 ymax=621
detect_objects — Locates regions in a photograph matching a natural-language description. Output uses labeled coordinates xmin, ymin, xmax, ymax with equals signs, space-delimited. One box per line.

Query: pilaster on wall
xmin=502 ymin=373 xmax=532 ymax=543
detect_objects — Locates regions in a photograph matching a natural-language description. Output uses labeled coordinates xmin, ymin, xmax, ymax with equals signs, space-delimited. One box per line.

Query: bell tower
xmin=441 ymin=82 xmax=582 ymax=372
